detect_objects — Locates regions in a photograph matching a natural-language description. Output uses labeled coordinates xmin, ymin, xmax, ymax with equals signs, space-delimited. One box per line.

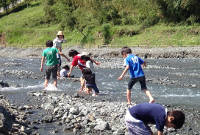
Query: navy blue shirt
xmin=125 ymin=54 xmax=145 ymax=78
xmin=129 ymin=103 xmax=167 ymax=132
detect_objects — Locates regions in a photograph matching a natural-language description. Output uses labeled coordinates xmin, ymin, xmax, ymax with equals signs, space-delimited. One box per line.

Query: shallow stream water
xmin=0 ymin=57 xmax=200 ymax=134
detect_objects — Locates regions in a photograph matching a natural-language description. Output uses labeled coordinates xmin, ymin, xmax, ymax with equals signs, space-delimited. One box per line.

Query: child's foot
xmin=92 ymin=93 xmax=98 ymax=97
xmin=149 ymin=99 xmax=155 ymax=103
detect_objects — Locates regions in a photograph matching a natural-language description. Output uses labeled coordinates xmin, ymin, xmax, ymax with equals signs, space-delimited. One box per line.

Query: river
xmin=0 ymin=57 xmax=200 ymax=134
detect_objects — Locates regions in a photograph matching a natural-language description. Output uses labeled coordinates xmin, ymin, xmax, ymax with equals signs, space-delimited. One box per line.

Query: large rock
xmin=0 ymin=80 xmax=9 ymax=88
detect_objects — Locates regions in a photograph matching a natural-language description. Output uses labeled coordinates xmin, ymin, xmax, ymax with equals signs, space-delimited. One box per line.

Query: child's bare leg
xmin=44 ymin=79 xmax=48 ymax=88
xmin=53 ymin=80 xmax=57 ymax=88
xmin=127 ymin=89 xmax=132 ymax=105
xmin=144 ymin=90 xmax=155 ymax=103
xmin=80 ymin=77 xmax=85 ymax=91
xmin=86 ymin=88 xmax=92 ymax=95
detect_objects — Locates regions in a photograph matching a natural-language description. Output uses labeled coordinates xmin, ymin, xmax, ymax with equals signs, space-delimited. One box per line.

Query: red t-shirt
xmin=71 ymin=54 xmax=86 ymax=70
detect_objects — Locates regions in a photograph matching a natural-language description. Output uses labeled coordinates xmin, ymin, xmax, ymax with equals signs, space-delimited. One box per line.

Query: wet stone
xmin=42 ymin=115 xmax=53 ymax=123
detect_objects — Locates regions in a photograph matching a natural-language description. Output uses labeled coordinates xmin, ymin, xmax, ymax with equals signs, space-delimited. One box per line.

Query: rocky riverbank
xmin=1 ymin=89 xmax=199 ymax=135
xmin=0 ymin=94 xmax=34 ymax=135
xmin=0 ymin=46 xmax=200 ymax=59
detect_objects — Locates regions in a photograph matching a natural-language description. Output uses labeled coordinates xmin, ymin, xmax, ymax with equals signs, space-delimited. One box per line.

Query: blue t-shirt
xmin=129 ymin=103 xmax=167 ymax=132
xmin=125 ymin=54 xmax=144 ymax=78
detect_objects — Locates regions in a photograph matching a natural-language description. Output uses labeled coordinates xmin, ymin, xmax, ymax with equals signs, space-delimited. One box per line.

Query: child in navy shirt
xmin=118 ymin=47 xmax=154 ymax=105
xmin=125 ymin=103 xmax=185 ymax=135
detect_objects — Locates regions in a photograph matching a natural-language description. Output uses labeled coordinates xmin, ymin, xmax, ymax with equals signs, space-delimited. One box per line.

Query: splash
xmin=44 ymin=84 xmax=62 ymax=91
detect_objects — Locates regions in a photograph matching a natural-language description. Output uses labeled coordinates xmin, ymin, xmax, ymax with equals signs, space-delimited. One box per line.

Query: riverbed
xmin=0 ymin=48 xmax=200 ymax=135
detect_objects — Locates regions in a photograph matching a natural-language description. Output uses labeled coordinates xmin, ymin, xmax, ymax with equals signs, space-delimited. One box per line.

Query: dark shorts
xmin=86 ymin=84 xmax=99 ymax=94
xmin=128 ymin=76 xmax=147 ymax=90
xmin=57 ymin=53 xmax=62 ymax=67
xmin=46 ymin=65 xmax=58 ymax=81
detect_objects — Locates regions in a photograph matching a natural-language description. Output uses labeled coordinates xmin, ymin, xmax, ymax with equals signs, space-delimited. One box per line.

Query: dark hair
xmin=82 ymin=68 xmax=92 ymax=75
xmin=68 ymin=49 xmax=79 ymax=57
xmin=46 ymin=40 xmax=53 ymax=47
xmin=81 ymin=55 xmax=91 ymax=61
xmin=168 ymin=110 xmax=185 ymax=129
xmin=62 ymin=65 xmax=69 ymax=70
xmin=121 ymin=46 xmax=132 ymax=55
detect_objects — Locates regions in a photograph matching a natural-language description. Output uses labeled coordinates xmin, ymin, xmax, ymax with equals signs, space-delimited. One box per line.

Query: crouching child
xmin=125 ymin=103 xmax=185 ymax=135
xmin=82 ymin=68 xmax=99 ymax=96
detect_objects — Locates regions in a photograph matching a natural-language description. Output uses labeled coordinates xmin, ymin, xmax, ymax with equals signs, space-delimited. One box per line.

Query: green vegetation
xmin=0 ymin=0 xmax=199 ymax=48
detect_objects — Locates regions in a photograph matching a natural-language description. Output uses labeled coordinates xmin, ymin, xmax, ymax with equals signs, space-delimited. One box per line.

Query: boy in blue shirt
xmin=118 ymin=47 xmax=154 ymax=105
xmin=125 ymin=103 xmax=185 ymax=135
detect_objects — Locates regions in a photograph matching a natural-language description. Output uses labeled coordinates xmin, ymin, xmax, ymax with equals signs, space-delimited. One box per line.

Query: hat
xmin=57 ymin=31 xmax=64 ymax=36
xmin=80 ymin=52 xmax=90 ymax=56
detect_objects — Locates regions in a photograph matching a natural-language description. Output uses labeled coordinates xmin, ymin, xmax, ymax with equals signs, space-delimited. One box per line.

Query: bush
xmin=102 ymin=23 xmax=112 ymax=45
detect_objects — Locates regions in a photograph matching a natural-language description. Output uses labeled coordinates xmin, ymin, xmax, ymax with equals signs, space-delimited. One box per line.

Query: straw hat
xmin=57 ymin=31 xmax=64 ymax=36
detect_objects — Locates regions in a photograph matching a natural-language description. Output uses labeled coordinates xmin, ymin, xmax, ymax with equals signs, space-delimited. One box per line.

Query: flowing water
xmin=0 ymin=57 xmax=200 ymax=107
xmin=0 ymin=57 xmax=200 ymax=134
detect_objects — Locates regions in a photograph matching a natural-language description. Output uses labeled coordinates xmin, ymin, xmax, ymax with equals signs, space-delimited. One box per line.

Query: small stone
xmin=42 ymin=115 xmax=53 ymax=123
xmin=94 ymin=121 xmax=110 ymax=131
xmin=69 ymin=107 xmax=79 ymax=115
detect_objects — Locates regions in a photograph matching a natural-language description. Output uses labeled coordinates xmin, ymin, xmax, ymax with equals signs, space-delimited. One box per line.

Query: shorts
xmin=46 ymin=65 xmax=58 ymax=81
xmin=128 ymin=76 xmax=147 ymax=90
xmin=125 ymin=110 xmax=151 ymax=135
xmin=57 ymin=53 xmax=62 ymax=67
xmin=86 ymin=84 xmax=99 ymax=94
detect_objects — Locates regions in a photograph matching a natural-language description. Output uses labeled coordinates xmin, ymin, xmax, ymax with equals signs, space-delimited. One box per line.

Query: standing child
xmin=82 ymin=68 xmax=99 ymax=96
xmin=53 ymin=31 xmax=70 ymax=77
xmin=118 ymin=47 xmax=154 ymax=105
xmin=40 ymin=40 xmax=59 ymax=89
xmin=125 ymin=102 xmax=185 ymax=135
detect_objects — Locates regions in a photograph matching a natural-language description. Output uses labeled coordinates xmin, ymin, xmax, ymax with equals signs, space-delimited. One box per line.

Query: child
xmin=82 ymin=68 xmax=99 ymax=96
xmin=125 ymin=102 xmax=185 ymax=135
xmin=67 ymin=50 xmax=100 ymax=92
xmin=60 ymin=65 xmax=70 ymax=78
xmin=67 ymin=49 xmax=86 ymax=91
xmin=53 ymin=31 xmax=70 ymax=77
xmin=118 ymin=47 xmax=154 ymax=105
xmin=81 ymin=55 xmax=95 ymax=73
xmin=40 ymin=40 xmax=60 ymax=88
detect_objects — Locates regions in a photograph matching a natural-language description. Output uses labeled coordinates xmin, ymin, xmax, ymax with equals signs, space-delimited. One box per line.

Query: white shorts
xmin=125 ymin=110 xmax=152 ymax=135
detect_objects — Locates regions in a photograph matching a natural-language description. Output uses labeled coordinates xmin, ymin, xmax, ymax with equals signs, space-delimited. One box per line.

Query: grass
xmin=0 ymin=2 xmax=200 ymax=48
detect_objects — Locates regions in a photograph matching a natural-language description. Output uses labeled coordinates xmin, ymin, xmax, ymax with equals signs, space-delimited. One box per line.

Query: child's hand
xmin=95 ymin=62 xmax=101 ymax=65
xmin=118 ymin=76 xmax=123 ymax=80
xmin=40 ymin=67 xmax=43 ymax=72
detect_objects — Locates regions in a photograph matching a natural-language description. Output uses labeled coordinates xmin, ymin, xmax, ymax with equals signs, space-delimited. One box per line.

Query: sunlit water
xmin=0 ymin=57 xmax=200 ymax=107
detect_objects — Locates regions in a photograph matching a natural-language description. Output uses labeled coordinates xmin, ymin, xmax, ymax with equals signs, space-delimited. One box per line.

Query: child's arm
xmin=157 ymin=131 xmax=163 ymax=135
xmin=40 ymin=56 xmax=45 ymax=72
xmin=142 ymin=61 xmax=147 ymax=68
xmin=118 ymin=65 xmax=129 ymax=80
xmin=59 ymin=52 xmax=70 ymax=62
xmin=90 ymin=58 xmax=100 ymax=65
xmin=67 ymin=65 xmax=74 ymax=77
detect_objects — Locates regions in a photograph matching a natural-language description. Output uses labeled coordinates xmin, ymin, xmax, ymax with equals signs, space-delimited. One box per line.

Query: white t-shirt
xmin=86 ymin=60 xmax=95 ymax=73
xmin=53 ymin=37 xmax=66 ymax=50
xmin=60 ymin=69 xmax=68 ymax=77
